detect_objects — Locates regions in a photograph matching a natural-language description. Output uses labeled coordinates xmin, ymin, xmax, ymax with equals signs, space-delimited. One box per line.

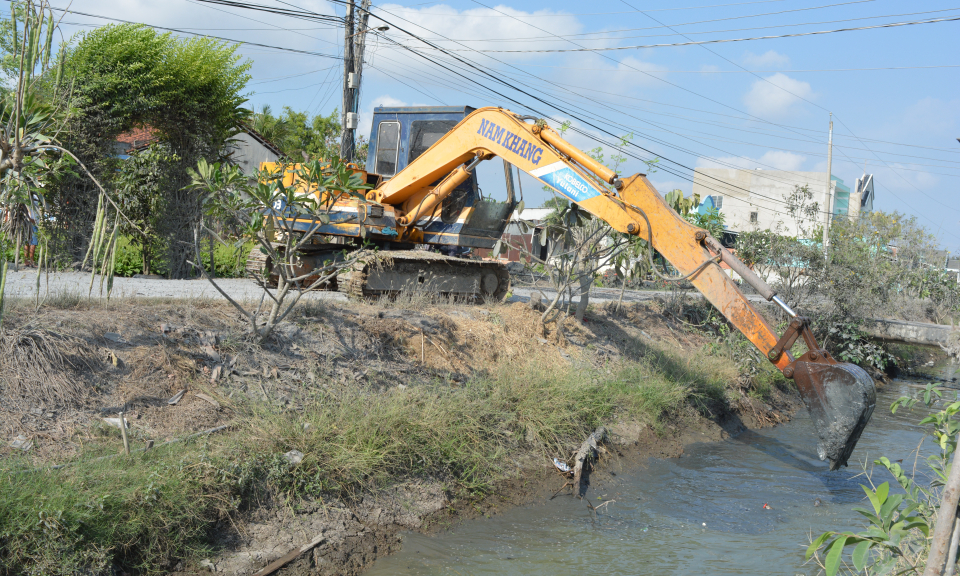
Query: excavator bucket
xmin=791 ymin=360 xmax=876 ymax=470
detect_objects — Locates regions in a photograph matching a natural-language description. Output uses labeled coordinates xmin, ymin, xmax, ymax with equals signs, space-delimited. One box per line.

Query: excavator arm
xmin=374 ymin=107 xmax=875 ymax=469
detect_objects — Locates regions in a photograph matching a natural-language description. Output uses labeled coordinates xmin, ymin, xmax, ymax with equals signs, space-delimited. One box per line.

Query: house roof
xmin=237 ymin=123 xmax=285 ymax=159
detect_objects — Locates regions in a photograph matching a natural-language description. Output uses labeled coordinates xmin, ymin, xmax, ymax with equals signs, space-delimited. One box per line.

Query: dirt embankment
xmin=0 ymin=294 xmax=803 ymax=576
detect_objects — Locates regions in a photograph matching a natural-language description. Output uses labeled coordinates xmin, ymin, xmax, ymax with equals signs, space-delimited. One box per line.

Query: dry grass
xmin=0 ymin=327 xmax=102 ymax=408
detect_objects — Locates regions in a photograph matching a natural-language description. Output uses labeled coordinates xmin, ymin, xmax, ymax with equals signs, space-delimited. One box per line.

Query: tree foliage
xmin=248 ymin=105 xmax=338 ymax=158
xmin=46 ymin=23 xmax=251 ymax=277
xmin=113 ymin=146 xmax=180 ymax=275
xmin=736 ymin=208 xmax=957 ymax=368
xmin=64 ymin=24 xmax=250 ymax=146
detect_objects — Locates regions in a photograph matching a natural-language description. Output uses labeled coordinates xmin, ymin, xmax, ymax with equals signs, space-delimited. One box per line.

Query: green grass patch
xmin=0 ymin=349 xmax=736 ymax=574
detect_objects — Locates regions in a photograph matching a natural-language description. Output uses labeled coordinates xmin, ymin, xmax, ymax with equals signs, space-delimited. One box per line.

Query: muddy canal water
xmin=366 ymin=361 xmax=959 ymax=576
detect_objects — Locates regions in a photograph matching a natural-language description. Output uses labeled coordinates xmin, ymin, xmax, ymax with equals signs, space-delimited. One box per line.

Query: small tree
xmin=736 ymin=230 xmax=824 ymax=311
xmin=188 ymin=157 xmax=371 ymax=343
xmin=113 ymin=146 xmax=179 ymax=275
xmin=782 ymin=184 xmax=820 ymax=238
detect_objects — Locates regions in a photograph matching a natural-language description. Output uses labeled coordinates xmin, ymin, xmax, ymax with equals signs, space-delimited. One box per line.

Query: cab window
xmin=375 ymin=121 xmax=401 ymax=176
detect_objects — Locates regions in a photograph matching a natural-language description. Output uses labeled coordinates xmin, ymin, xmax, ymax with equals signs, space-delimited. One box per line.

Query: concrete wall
xmin=864 ymin=318 xmax=957 ymax=347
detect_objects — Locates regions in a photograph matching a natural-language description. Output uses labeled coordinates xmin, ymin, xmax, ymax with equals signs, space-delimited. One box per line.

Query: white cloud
xmin=742 ymin=73 xmax=814 ymax=119
xmin=697 ymin=150 xmax=807 ymax=172
xmin=371 ymin=3 xmax=583 ymax=62
xmin=555 ymin=53 xmax=668 ymax=95
xmin=742 ymin=50 xmax=790 ymax=69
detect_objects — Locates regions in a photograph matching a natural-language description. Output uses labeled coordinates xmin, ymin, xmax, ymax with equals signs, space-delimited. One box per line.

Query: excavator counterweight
xmin=257 ymin=105 xmax=876 ymax=468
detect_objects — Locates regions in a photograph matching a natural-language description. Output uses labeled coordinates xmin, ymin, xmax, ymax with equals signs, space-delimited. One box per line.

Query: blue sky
xmin=56 ymin=0 xmax=960 ymax=250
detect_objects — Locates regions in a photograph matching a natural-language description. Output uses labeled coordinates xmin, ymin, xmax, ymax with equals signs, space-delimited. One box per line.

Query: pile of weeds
xmin=0 ymin=342 xmax=732 ymax=574
xmin=0 ymin=327 xmax=103 ymax=409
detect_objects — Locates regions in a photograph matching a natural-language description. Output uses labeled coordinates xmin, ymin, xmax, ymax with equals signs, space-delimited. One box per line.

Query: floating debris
xmin=553 ymin=458 xmax=572 ymax=474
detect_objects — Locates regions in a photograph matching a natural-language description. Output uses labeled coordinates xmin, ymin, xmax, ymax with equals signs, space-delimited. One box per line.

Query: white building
xmin=692 ymin=168 xmax=862 ymax=237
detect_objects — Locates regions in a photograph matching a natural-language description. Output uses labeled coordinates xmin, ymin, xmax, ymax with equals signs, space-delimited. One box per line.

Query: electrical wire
xmin=38 ymin=3 xmax=344 ymax=60
xmin=399 ymin=15 xmax=960 ymax=52
xmin=374 ymin=0 xmax=848 ymax=18
xmin=411 ymin=6 xmax=960 ymax=42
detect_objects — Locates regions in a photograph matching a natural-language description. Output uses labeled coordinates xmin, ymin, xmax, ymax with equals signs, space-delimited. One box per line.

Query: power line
xmin=39 ymin=3 xmax=344 ymax=60
xmin=412 ymin=6 xmax=960 ymax=42
xmin=372 ymin=0 xmax=826 ymax=18
xmin=185 ymin=0 xmax=341 ymax=48
xmin=254 ymin=78 xmax=338 ymax=94
xmin=54 ymin=0 xmax=958 ymax=236
xmin=249 ymin=66 xmax=336 ymax=84
xmin=399 ymin=15 xmax=960 ymax=52
xmin=432 ymin=54 xmax=960 ymax=166
xmin=276 ymin=0 xmax=960 ymax=229
xmin=358 ymin=17 xmax=843 ymax=217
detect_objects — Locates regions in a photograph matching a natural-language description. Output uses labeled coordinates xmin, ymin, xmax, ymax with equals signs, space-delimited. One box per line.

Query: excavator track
xmin=337 ymin=250 xmax=510 ymax=300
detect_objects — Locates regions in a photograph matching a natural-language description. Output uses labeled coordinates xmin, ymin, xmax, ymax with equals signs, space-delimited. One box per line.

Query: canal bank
xmin=363 ymin=358 xmax=958 ymax=576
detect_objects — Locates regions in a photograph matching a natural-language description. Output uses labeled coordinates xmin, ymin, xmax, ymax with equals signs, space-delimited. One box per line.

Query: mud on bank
xmin=0 ymin=293 xmax=803 ymax=575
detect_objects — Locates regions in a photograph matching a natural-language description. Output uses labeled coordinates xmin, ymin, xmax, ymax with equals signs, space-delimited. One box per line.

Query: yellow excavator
xmin=259 ymin=105 xmax=876 ymax=470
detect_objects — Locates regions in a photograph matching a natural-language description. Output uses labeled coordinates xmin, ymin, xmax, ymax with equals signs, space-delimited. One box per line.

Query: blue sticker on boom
xmin=531 ymin=163 xmax=599 ymax=204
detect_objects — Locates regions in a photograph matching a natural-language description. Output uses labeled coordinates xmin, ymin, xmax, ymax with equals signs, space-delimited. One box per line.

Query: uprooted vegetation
xmin=0 ymin=293 xmax=796 ymax=575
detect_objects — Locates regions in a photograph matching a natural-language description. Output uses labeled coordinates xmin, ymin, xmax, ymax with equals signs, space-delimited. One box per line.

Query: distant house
xmin=114 ymin=126 xmax=159 ymax=157
xmin=947 ymin=256 xmax=960 ymax=282
xmin=225 ymin=125 xmax=284 ymax=175
xmin=855 ymin=173 xmax=875 ymax=214
xmin=475 ymin=208 xmax=553 ymax=262
xmin=112 ymin=124 xmax=283 ymax=174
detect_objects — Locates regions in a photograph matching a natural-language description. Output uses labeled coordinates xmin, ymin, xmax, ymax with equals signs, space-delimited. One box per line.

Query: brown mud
xmin=0 ymin=294 xmax=804 ymax=575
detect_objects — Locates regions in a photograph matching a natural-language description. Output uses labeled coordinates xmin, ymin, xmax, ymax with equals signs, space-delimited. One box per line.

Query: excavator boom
xmin=375 ymin=107 xmax=876 ymax=469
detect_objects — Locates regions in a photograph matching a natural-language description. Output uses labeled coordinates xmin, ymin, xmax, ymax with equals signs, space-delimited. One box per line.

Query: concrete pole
xmin=823 ymin=113 xmax=834 ymax=257
xmin=340 ymin=0 xmax=356 ymax=162
xmin=354 ymin=0 xmax=371 ymax=92
xmin=352 ymin=0 xmax=372 ymax=158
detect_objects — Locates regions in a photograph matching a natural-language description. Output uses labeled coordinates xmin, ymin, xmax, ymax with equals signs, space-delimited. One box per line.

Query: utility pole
xmin=354 ymin=0 xmax=371 ymax=88
xmin=823 ymin=113 xmax=834 ymax=257
xmin=339 ymin=0 xmax=356 ymax=162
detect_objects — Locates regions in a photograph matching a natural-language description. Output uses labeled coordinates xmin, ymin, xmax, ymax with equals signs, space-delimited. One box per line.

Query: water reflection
xmin=364 ymin=362 xmax=958 ymax=576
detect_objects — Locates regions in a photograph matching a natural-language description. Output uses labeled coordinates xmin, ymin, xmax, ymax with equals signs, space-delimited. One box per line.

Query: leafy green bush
xmin=196 ymin=241 xmax=253 ymax=278
xmin=113 ymin=236 xmax=143 ymax=277
xmin=109 ymin=236 xmax=251 ymax=278
xmin=827 ymin=321 xmax=896 ymax=371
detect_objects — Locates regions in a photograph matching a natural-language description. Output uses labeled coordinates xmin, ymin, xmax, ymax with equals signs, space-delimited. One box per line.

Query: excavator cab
xmin=366 ymin=106 xmax=518 ymax=253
